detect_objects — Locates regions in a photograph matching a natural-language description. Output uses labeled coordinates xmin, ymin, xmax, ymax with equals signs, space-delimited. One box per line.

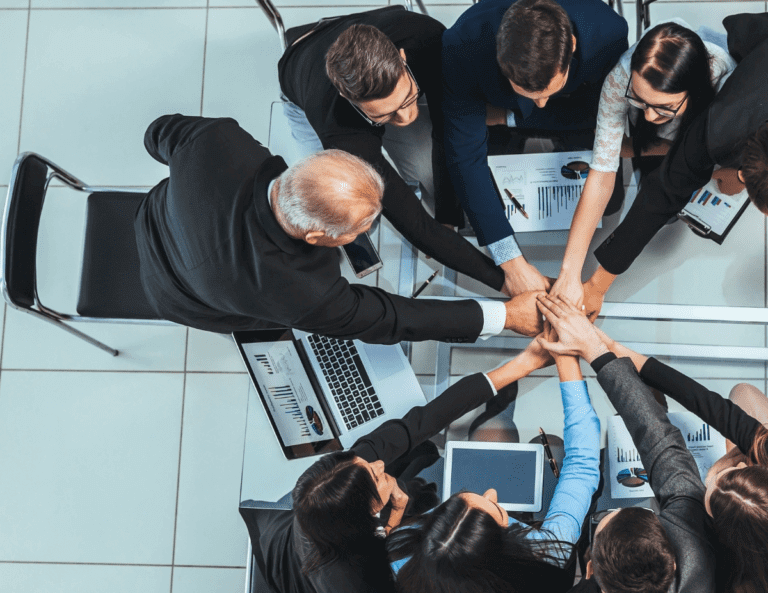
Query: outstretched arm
xmin=352 ymin=336 xmax=555 ymax=466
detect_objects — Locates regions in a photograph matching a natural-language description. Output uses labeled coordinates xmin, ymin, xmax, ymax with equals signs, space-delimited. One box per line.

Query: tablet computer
xmin=443 ymin=441 xmax=545 ymax=513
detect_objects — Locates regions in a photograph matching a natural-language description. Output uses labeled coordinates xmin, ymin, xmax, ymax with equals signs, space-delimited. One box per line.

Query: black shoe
xmin=468 ymin=381 xmax=519 ymax=439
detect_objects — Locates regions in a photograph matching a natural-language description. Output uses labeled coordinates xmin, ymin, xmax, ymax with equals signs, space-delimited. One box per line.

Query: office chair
xmin=1 ymin=152 xmax=172 ymax=357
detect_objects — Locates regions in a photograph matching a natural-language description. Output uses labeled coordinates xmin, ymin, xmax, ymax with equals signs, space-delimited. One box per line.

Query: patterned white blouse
xmin=590 ymin=19 xmax=736 ymax=173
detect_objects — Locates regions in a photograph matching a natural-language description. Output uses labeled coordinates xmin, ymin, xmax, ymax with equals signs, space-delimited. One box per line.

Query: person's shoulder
xmin=564 ymin=0 xmax=628 ymax=44
xmin=444 ymin=0 xmax=507 ymax=38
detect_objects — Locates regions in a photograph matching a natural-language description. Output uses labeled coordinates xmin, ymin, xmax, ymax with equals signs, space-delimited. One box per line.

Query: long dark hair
xmin=709 ymin=465 xmax=768 ymax=593
xmin=387 ymin=494 xmax=573 ymax=593
xmin=293 ymin=451 xmax=389 ymax=576
xmin=629 ymin=22 xmax=717 ymax=153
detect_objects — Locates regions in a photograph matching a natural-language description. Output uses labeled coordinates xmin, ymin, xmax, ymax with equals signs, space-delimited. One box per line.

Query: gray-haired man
xmin=135 ymin=114 xmax=542 ymax=343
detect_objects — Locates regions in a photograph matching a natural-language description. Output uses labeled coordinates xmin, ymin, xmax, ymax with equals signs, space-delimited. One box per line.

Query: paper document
xmin=488 ymin=151 xmax=600 ymax=232
xmin=681 ymin=176 xmax=749 ymax=236
xmin=607 ymin=415 xmax=654 ymax=499
xmin=667 ymin=411 xmax=727 ymax=482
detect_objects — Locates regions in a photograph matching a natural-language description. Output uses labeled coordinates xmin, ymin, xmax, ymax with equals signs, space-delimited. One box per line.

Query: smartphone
xmin=340 ymin=232 xmax=383 ymax=278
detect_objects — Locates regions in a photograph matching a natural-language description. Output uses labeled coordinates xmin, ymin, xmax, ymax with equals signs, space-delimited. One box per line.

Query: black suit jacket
xmin=594 ymin=13 xmax=768 ymax=274
xmin=134 ymin=114 xmax=484 ymax=343
xmin=240 ymin=372 xmax=495 ymax=593
xmin=595 ymin=358 xmax=716 ymax=593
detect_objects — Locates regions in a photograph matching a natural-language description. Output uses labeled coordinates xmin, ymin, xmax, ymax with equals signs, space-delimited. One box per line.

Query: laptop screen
xmin=241 ymin=337 xmax=333 ymax=448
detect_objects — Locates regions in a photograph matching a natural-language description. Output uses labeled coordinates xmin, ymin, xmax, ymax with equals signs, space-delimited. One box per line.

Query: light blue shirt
xmin=391 ymin=380 xmax=600 ymax=573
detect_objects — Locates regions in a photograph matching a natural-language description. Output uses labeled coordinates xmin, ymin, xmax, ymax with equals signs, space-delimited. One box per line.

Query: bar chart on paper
xmin=668 ymin=412 xmax=726 ymax=481
xmin=608 ymin=416 xmax=654 ymax=498
xmin=489 ymin=151 xmax=599 ymax=232
xmin=681 ymin=176 xmax=749 ymax=237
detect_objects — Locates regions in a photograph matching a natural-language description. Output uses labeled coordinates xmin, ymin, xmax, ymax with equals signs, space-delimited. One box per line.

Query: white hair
xmin=274 ymin=150 xmax=384 ymax=239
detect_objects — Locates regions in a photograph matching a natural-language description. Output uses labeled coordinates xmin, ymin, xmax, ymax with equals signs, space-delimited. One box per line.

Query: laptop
xmin=234 ymin=328 xmax=427 ymax=459
xmin=443 ymin=441 xmax=545 ymax=513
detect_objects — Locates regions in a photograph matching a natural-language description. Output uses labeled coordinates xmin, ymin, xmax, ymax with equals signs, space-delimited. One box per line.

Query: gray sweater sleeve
xmin=596 ymin=357 xmax=717 ymax=593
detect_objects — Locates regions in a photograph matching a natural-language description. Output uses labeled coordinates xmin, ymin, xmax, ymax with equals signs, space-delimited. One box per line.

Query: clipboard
xmin=677 ymin=175 xmax=751 ymax=245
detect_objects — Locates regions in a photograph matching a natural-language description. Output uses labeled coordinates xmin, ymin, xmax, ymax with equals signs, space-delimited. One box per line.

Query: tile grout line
xmin=169 ymin=328 xmax=190 ymax=593
xmin=0 ymin=560 xmax=245 ymax=569
xmin=15 ymin=0 xmax=31 ymax=155
xmin=199 ymin=0 xmax=210 ymax=117
xmin=0 ymin=368 xmax=247 ymax=373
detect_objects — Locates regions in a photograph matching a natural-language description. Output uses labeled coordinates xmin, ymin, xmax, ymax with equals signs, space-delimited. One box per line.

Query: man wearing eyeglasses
xmin=277 ymin=6 xmax=506 ymax=295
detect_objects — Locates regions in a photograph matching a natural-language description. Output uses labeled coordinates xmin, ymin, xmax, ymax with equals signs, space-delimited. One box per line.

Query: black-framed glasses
xmin=624 ymin=77 xmax=687 ymax=119
xmin=349 ymin=61 xmax=422 ymax=127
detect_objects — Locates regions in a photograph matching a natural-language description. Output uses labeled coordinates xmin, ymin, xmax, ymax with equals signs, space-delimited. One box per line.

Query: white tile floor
xmin=0 ymin=1 xmax=766 ymax=592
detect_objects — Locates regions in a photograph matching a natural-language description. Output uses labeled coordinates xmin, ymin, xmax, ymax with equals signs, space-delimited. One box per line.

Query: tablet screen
xmin=448 ymin=448 xmax=538 ymax=505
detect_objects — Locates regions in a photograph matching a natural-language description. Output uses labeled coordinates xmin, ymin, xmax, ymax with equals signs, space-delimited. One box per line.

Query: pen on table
xmin=504 ymin=188 xmax=529 ymax=219
xmin=412 ymin=269 xmax=440 ymax=298
xmin=539 ymin=427 xmax=560 ymax=478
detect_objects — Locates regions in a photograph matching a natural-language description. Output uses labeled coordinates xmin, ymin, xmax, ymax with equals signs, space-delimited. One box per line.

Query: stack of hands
xmin=488 ymin=292 xmax=629 ymax=390
xmin=501 ymin=265 xmax=613 ymax=338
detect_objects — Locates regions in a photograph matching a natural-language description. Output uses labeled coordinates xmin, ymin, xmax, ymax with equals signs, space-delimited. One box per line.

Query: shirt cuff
xmin=482 ymin=372 xmax=499 ymax=397
xmin=487 ymin=235 xmax=523 ymax=266
xmin=506 ymin=109 xmax=517 ymax=128
xmin=477 ymin=300 xmax=506 ymax=339
xmin=590 ymin=352 xmax=618 ymax=374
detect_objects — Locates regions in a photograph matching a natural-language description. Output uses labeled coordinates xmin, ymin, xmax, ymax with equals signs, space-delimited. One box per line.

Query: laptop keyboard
xmin=307 ymin=334 xmax=384 ymax=430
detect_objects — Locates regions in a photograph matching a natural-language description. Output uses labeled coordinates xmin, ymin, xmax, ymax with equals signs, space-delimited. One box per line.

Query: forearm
xmin=381 ymin=179 xmax=504 ymax=290
xmin=487 ymin=352 xmax=545 ymax=390
xmin=561 ymin=171 xmax=617 ymax=279
xmin=294 ymin=283 xmax=484 ymax=345
xmin=599 ymin=334 xmax=648 ymax=372
xmin=538 ymin=381 xmax=600 ymax=561
xmin=555 ymin=356 xmax=582 ymax=382
xmin=639 ymin=357 xmax=760 ymax=456
xmin=352 ymin=373 xmax=495 ymax=464
xmin=597 ymin=358 xmax=705 ymax=502
xmin=585 ymin=266 xmax=616 ymax=299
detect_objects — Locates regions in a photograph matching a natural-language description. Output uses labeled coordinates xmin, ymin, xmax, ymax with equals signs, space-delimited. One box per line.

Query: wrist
xmin=555 ymin=356 xmax=582 ymax=381
xmin=584 ymin=341 xmax=610 ymax=364
xmin=587 ymin=266 xmax=616 ymax=295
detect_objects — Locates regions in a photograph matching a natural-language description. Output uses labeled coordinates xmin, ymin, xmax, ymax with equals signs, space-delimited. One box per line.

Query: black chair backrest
xmin=4 ymin=154 xmax=49 ymax=308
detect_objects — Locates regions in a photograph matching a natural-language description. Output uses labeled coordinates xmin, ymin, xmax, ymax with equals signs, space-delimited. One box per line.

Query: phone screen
xmin=341 ymin=233 xmax=383 ymax=277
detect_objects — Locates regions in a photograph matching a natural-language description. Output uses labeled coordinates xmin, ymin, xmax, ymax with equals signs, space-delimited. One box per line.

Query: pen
xmin=412 ymin=269 xmax=440 ymax=298
xmin=539 ymin=427 xmax=560 ymax=478
xmin=504 ymin=188 xmax=529 ymax=219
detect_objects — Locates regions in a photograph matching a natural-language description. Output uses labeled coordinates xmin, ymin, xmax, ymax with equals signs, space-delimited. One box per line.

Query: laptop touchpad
xmin=363 ymin=344 xmax=406 ymax=382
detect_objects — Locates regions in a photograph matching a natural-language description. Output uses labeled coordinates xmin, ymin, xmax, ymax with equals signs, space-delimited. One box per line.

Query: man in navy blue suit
xmin=442 ymin=0 xmax=627 ymax=297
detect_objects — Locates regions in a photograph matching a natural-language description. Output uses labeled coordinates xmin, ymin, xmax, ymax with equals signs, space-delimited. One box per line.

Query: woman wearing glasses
xmin=549 ymin=20 xmax=736 ymax=316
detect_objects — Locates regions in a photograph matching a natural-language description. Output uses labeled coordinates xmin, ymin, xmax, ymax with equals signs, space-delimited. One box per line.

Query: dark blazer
xmin=594 ymin=12 xmax=768 ymax=274
xmin=278 ymin=7 xmax=504 ymax=290
xmin=134 ymin=114 xmax=484 ymax=342
xmin=240 ymin=372 xmax=495 ymax=593
xmin=441 ymin=0 xmax=628 ymax=246
xmin=595 ymin=357 xmax=716 ymax=593
xmin=640 ymin=357 xmax=763 ymax=462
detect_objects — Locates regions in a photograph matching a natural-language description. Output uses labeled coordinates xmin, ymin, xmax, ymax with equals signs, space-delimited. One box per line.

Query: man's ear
xmin=585 ymin=559 xmax=593 ymax=579
xmin=399 ymin=47 xmax=407 ymax=62
xmin=572 ymin=34 xmax=577 ymax=53
xmin=737 ymin=168 xmax=745 ymax=184
xmin=304 ymin=230 xmax=326 ymax=245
